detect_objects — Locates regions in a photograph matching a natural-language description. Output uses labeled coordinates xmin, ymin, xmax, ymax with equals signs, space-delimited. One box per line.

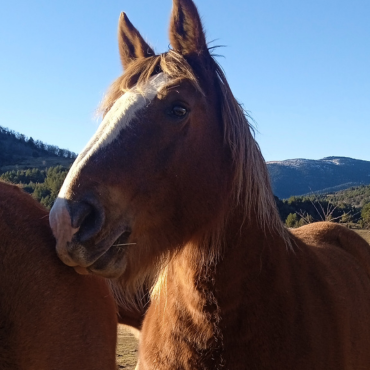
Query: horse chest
xmin=139 ymin=273 xmax=224 ymax=370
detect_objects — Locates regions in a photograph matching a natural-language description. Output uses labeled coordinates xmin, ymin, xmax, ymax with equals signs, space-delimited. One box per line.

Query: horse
xmin=49 ymin=0 xmax=370 ymax=368
xmin=0 ymin=181 xmax=119 ymax=369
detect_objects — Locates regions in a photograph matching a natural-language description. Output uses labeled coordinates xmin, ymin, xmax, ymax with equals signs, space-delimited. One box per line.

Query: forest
xmin=1 ymin=124 xmax=369 ymax=228
xmin=0 ymin=125 xmax=76 ymax=168
xmin=1 ymin=165 xmax=370 ymax=229
xmin=0 ymin=166 xmax=68 ymax=209
xmin=277 ymin=185 xmax=370 ymax=228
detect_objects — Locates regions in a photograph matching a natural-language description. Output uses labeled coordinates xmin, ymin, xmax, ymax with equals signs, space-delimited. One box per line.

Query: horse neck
xmin=142 ymin=204 xmax=289 ymax=369
xmin=212 ymin=204 xmax=291 ymax=366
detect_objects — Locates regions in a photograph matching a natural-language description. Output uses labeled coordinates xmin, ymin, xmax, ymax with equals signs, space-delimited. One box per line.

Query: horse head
xmin=50 ymin=0 xmax=235 ymax=282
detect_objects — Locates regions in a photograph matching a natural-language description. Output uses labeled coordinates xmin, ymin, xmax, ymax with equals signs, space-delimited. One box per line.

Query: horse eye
xmin=171 ymin=106 xmax=187 ymax=117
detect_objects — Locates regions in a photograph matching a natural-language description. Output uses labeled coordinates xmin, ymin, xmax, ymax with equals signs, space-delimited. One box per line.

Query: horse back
xmin=0 ymin=182 xmax=117 ymax=369
xmin=291 ymin=221 xmax=370 ymax=278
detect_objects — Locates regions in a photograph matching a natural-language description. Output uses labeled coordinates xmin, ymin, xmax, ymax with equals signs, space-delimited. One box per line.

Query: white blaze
xmin=59 ymin=72 xmax=168 ymax=199
xmin=49 ymin=73 xmax=169 ymax=257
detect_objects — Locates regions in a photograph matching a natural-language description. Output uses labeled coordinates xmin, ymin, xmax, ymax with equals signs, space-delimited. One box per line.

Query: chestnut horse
xmin=0 ymin=181 xmax=118 ymax=369
xmin=49 ymin=0 xmax=370 ymax=368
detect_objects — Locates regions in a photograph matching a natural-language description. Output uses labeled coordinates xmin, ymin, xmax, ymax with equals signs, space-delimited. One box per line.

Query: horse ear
xmin=118 ymin=12 xmax=155 ymax=70
xmin=169 ymin=0 xmax=208 ymax=57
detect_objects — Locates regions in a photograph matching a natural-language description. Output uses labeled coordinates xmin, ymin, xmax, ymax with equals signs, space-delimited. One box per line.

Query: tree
xmin=28 ymin=137 xmax=36 ymax=148
xmin=285 ymin=213 xmax=299 ymax=228
xmin=44 ymin=166 xmax=68 ymax=198
xmin=361 ymin=203 xmax=370 ymax=228
xmin=340 ymin=213 xmax=353 ymax=224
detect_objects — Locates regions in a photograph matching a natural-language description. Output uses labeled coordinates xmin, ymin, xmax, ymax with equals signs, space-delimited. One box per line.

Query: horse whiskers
xmin=113 ymin=243 xmax=137 ymax=247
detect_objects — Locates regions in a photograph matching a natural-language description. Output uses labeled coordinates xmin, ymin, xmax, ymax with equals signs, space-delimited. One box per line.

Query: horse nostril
xmin=71 ymin=202 xmax=93 ymax=229
xmin=69 ymin=199 xmax=105 ymax=243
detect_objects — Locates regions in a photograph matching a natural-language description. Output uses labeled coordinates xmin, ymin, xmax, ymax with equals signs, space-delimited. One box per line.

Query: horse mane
xmin=103 ymin=50 xmax=290 ymax=310
xmin=98 ymin=51 xmax=202 ymax=115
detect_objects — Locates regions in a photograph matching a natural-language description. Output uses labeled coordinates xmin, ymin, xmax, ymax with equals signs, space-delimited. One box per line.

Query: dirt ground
xmin=116 ymin=325 xmax=139 ymax=369
xmin=355 ymin=229 xmax=370 ymax=244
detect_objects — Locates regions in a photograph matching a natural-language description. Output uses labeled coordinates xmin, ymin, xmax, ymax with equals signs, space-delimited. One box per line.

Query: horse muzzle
xmin=50 ymin=195 xmax=130 ymax=278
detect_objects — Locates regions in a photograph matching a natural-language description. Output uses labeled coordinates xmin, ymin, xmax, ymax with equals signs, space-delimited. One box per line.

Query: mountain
xmin=0 ymin=126 xmax=76 ymax=173
xmin=2 ymin=124 xmax=369 ymax=204
xmin=267 ymin=157 xmax=370 ymax=199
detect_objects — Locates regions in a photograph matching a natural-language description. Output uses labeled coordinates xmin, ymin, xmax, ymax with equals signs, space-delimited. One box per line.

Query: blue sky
xmin=1 ymin=0 xmax=369 ymax=161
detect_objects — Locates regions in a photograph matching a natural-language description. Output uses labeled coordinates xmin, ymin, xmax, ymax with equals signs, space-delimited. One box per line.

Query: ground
xmin=116 ymin=325 xmax=139 ymax=369
xmin=355 ymin=229 xmax=370 ymax=244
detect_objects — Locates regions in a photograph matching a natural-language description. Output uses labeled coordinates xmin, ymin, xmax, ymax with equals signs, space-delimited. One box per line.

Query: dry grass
xmin=116 ymin=325 xmax=139 ymax=369
xmin=355 ymin=229 xmax=370 ymax=245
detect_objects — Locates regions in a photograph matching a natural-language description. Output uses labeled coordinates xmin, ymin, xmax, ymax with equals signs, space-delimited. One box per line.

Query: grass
xmin=116 ymin=325 xmax=139 ymax=369
xmin=354 ymin=229 xmax=370 ymax=244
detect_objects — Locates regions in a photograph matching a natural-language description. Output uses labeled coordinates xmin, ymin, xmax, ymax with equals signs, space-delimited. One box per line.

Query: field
xmin=116 ymin=325 xmax=139 ymax=369
xmin=355 ymin=229 xmax=370 ymax=244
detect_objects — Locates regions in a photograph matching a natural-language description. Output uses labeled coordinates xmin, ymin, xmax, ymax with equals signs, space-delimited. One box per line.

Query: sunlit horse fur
xmin=50 ymin=0 xmax=370 ymax=369
xmin=0 ymin=181 xmax=119 ymax=369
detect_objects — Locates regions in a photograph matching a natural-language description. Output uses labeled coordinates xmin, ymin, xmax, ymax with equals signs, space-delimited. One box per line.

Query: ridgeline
xmin=0 ymin=125 xmax=76 ymax=173
xmin=0 ymin=125 xmax=369 ymax=228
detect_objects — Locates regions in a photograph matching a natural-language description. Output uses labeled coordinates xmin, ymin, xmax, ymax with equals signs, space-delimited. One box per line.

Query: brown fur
xmin=118 ymin=12 xmax=154 ymax=70
xmin=0 ymin=181 xmax=118 ymax=369
xmin=50 ymin=0 xmax=370 ymax=369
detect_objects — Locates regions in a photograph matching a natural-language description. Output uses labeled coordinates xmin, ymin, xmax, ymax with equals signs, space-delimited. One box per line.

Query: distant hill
xmin=325 ymin=184 xmax=370 ymax=209
xmin=267 ymin=157 xmax=370 ymax=199
xmin=274 ymin=183 xmax=370 ymax=227
xmin=1 ymin=124 xmax=369 ymax=219
xmin=0 ymin=125 xmax=76 ymax=173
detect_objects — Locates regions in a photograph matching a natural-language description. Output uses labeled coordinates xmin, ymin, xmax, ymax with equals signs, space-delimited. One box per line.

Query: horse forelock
xmin=98 ymin=51 xmax=202 ymax=117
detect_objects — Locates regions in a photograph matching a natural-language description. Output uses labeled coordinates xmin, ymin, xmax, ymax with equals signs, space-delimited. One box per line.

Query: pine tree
xmin=285 ymin=213 xmax=299 ymax=228
xmin=361 ymin=203 xmax=370 ymax=228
